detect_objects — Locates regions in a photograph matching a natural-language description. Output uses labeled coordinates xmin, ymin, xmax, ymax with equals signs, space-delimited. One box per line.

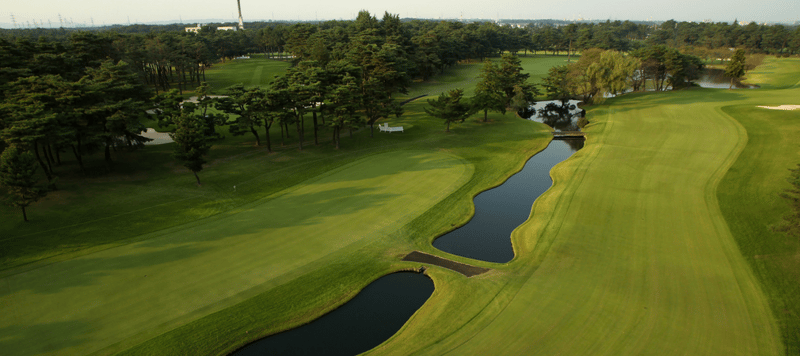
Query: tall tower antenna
xmin=10 ymin=14 xmax=17 ymax=29
xmin=237 ymin=0 xmax=244 ymax=30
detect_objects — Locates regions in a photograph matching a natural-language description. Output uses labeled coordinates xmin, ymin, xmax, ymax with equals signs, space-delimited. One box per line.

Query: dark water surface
xmin=230 ymin=272 xmax=433 ymax=356
xmin=697 ymin=68 xmax=756 ymax=89
xmin=520 ymin=100 xmax=585 ymax=131
xmin=432 ymin=139 xmax=583 ymax=263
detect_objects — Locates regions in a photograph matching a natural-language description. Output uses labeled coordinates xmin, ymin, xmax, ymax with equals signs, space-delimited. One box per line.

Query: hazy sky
xmin=3 ymin=0 xmax=799 ymax=28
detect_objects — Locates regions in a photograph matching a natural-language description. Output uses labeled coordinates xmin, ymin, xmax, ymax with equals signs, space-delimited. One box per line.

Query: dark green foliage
xmin=424 ymin=89 xmax=474 ymax=132
xmin=725 ymin=49 xmax=747 ymax=88
xmin=0 ymin=145 xmax=47 ymax=221
xmin=473 ymin=60 xmax=507 ymax=122
xmin=170 ymin=113 xmax=212 ymax=186
xmin=473 ymin=54 xmax=538 ymax=121
xmin=542 ymin=65 xmax=573 ymax=102
xmin=216 ymin=84 xmax=265 ymax=146
xmin=773 ymin=164 xmax=800 ymax=238
xmin=326 ymin=73 xmax=363 ymax=149
xmin=630 ymin=45 xmax=704 ymax=91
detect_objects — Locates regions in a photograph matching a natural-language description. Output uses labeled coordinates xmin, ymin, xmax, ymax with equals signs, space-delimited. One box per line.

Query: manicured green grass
xmin=519 ymin=54 xmax=574 ymax=84
xmin=203 ymin=54 xmax=291 ymax=92
xmin=713 ymin=57 xmax=800 ymax=353
xmin=744 ymin=57 xmax=800 ymax=89
xmin=3 ymin=55 xmax=795 ymax=356
xmin=0 ymin=150 xmax=472 ymax=356
xmin=361 ymin=89 xmax=786 ymax=356
xmin=400 ymin=62 xmax=483 ymax=100
xmin=399 ymin=54 xmax=572 ymax=101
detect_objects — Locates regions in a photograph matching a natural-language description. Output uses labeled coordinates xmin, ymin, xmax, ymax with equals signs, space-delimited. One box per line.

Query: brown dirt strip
xmin=402 ymin=251 xmax=490 ymax=277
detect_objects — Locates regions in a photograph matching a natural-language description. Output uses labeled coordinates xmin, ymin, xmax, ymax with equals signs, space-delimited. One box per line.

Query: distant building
xmin=185 ymin=23 xmax=238 ymax=33
xmin=185 ymin=24 xmax=202 ymax=33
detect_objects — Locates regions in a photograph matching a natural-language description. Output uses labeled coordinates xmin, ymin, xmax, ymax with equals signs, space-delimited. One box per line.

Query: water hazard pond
xmin=232 ymin=102 xmax=583 ymax=353
xmin=231 ymin=272 xmax=433 ymax=356
xmin=432 ymin=139 xmax=583 ymax=262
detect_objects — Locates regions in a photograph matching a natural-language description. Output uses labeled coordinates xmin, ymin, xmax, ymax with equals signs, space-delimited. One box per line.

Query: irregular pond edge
xmin=226 ymin=268 xmax=435 ymax=356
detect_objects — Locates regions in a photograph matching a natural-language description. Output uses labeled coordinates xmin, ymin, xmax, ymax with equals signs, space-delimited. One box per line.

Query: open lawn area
xmin=1 ymin=55 xmax=799 ymax=355
xmin=203 ymin=54 xmax=291 ymax=92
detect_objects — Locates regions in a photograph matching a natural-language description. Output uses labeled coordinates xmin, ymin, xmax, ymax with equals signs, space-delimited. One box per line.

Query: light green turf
xmin=744 ymin=57 xmax=800 ymax=89
xmin=399 ymin=54 xmax=572 ymax=101
xmin=519 ymin=54 xmax=575 ymax=84
xmin=0 ymin=151 xmax=471 ymax=356
xmin=202 ymin=54 xmax=290 ymax=91
xmin=436 ymin=94 xmax=779 ymax=355
xmin=713 ymin=56 xmax=800 ymax=353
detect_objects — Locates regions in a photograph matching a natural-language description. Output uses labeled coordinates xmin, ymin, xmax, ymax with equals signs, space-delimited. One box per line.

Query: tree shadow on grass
xmin=0 ymin=319 xmax=91 ymax=356
xmin=138 ymin=186 xmax=402 ymax=247
xmin=312 ymin=151 xmax=467 ymax=185
xmin=0 ymin=244 xmax=210 ymax=297
xmin=2 ymin=183 xmax=403 ymax=300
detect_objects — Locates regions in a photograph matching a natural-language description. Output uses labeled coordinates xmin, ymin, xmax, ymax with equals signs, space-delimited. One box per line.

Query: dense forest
xmin=0 ymin=11 xmax=798 ymax=212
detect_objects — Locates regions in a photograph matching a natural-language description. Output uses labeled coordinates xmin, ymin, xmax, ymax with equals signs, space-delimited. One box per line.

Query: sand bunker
xmin=182 ymin=95 xmax=228 ymax=104
xmin=757 ymin=105 xmax=800 ymax=111
xmin=141 ymin=128 xmax=174 ymax=145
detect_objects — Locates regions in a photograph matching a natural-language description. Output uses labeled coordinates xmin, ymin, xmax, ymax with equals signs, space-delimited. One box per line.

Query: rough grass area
xmin=715 ymin=56 xmax=800 ymax=354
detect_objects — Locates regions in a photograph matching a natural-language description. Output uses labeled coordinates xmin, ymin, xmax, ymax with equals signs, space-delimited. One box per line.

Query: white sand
xmin=183 ymin=95 xmax=228 ymax=104
xmin=140 ymin=128 xmax=174 ymax=145
xmin=757 ymin=105 xmax=800 ymax=111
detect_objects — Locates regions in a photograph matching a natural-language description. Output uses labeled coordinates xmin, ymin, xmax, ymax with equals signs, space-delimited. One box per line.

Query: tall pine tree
xmin=170 ymin=113 xmax=212 ymax=186
xmin=0 ymin=145 xmax=47 ymax=221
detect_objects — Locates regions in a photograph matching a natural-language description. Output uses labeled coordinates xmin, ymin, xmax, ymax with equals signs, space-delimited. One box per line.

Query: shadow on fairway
xmin=0 ymin=244 xmax=210 ymax=296
xmin=133 ymin=187 xmax=401 ymax=248
xmin=314 ymin=152 xmax=465 ymax=185
xmin=0 ymin=319 xmax=91 ymax=355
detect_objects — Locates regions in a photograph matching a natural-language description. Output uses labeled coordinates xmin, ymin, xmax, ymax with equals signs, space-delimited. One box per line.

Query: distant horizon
xmin=3 ymin=0 xmax=799 ymax=30
xmin=1 ymin=16 xmax=798 ymax=31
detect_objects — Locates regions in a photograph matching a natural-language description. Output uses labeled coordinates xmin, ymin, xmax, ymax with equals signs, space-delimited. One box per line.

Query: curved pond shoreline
xmin=230 ymin=272 xmax=434 ymax=356
xmin=432 ymin=138 xmax=583 ymax=263
xmin=231 ymin=111 xmax=585 ymax=354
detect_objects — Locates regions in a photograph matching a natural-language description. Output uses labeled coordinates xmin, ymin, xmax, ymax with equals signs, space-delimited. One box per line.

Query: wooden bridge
xmin=552 ymin=131 xmax=585 ymax=139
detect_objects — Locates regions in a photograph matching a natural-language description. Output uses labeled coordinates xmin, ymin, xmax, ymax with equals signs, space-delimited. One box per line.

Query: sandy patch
xmin=141 ymin=128 xmax=174 ymax=145
xmin=757 ymin=105 xmax=800 ymax=111
xmin=182 ymin=95 xmax=228 ymax=104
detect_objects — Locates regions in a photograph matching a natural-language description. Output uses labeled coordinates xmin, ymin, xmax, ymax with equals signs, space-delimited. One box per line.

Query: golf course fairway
xmin=0 ymin=151 xmax=471 ymax=356
xmin=363 ymin=62 xmax=800 ymax=355
xmin=2 ymin=56 xmax=799 ymax=356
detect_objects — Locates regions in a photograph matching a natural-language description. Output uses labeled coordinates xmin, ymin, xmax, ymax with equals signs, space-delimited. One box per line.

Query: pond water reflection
xmin=697 ymin=68 xmax=756 ymax=89
xmin=519 ymin=100 xmax=585 ymax=131
xmin=230 ymin=272 xmax=434 ymax=356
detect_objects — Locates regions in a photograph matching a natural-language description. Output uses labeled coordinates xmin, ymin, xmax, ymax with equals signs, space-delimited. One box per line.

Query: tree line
xmin=0 ymin=11 xmax=795 ymax=220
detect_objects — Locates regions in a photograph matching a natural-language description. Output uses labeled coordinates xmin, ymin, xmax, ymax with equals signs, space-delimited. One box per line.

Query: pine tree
xmin=170 ymin=113 xmax=212 ymax=186
xmin=0 ymin=145 xmax=47 ymax=221
xmin=424 ymin=89 xmax=474 ymax=132
xmin=725 ymin=49 xmax=747 ymax=89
